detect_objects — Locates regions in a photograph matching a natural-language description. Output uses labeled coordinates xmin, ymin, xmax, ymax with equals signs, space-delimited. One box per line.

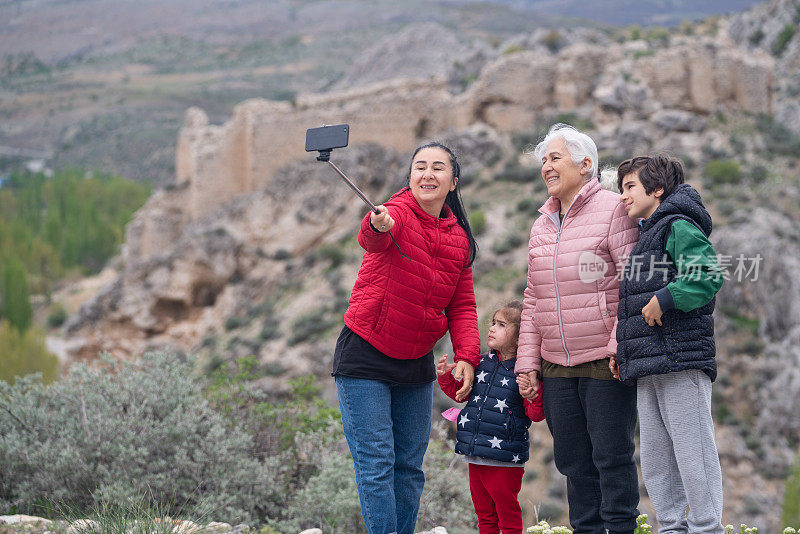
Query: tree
xmin=0 ymin=254 xmax=32 ymax=332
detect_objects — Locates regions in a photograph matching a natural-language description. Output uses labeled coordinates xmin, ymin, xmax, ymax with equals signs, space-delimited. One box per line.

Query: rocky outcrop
xmin=64 ymin=22 xmax=778 ymax=367
xmin=728 ymin=0 xmax=800 ymax=134
xmin=65 ymin=143 xmax=407 ymax=368
xmin=331 ymin=22 xmax=490 ymax=95
xmin=165 ymin=34 xmax=773 ymax=240
xmin=712 ymin=207 xmax=800 ymax=533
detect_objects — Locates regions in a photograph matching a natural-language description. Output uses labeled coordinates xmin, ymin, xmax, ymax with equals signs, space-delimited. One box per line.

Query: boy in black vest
xmin=610 ymin=154 xmax=724 ymax=534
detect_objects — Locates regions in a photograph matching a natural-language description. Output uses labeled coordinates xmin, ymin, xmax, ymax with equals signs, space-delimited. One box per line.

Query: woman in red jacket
xmin=334 ymin=142 xmax=481 ymax=534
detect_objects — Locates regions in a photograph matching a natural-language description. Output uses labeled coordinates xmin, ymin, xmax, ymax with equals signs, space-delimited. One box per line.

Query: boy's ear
xmin=654 ymin=187 xmax=665 ymax=199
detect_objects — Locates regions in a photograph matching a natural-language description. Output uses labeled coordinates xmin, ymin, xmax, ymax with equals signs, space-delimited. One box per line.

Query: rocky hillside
xmin=0 ymin=0 xmax=770 ymax=185
xmin=728 ymin=0 xmax=800 ymax=134
xmin=51 ymin=0 xmax=800 ymax=530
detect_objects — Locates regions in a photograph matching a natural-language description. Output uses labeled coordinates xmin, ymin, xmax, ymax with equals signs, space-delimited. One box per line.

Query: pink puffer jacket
xmin=516 ymin=179 xmax=638 ymax=374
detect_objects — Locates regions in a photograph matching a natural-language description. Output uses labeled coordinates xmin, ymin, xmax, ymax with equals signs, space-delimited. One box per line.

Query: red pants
xmin=468 ymin=463 xmax=525 ymax=534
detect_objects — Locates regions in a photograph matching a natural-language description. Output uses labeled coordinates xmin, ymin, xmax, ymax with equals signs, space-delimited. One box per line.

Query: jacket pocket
xmin=505 ymin=412 xmax=516 ymax=440
xmin=374 ymin=296 xmax=391 ymax=334
xmin=599 ymin=291 xmax=615 ymax=334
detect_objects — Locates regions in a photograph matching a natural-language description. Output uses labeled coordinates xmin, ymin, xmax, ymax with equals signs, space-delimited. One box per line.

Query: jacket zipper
xmin=552 ymin=208 xmax=572 ymax=365
xmin=420 ymin=219 xmax=441 ymax=346
xmin=470 ymin=357 xmax=500 ymax=455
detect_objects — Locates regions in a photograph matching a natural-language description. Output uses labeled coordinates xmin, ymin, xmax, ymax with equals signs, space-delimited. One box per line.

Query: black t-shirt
xmin=332 ymin=325 xmax=436 ymax=385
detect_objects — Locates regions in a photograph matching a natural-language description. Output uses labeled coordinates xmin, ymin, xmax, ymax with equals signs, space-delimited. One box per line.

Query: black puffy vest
xmin=616 ymin=184 xmax=717 ymax=384
xmin=455 ymin=352 xmax=531 ymax=464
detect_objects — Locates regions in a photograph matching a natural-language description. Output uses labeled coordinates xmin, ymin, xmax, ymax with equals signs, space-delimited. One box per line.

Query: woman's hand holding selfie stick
xmin=370 ymin=206 xmax=394 ymax=233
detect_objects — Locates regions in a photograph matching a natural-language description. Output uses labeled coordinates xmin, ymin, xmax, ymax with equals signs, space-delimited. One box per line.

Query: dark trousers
xmin=542 ymin=376 xmax=639 ymax=534
xmin=468 ymin=463 xmax=525 ymax=534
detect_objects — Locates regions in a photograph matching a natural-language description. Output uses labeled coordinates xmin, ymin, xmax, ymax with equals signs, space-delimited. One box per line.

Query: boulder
xmin=651 ymin=109 xmax=707 ymax=132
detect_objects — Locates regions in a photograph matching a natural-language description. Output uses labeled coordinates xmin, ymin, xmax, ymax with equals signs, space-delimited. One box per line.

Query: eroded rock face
xmin=331 ymin=22 xmax=489 ymax=95
xmin=165 ymin=33 xmax=773 ymax=236
xmin=712 ymin=208 xmax=800 ymax=532
xmin=728 ymin=0 xmax=800 ymax=135
xmin=65 ymin=21 xmax=779 ymax=367
xmin=65 ymin=144 xmax=408 ymax=365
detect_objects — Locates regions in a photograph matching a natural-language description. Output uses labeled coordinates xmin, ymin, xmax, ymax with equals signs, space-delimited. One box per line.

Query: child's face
xmin=488 ymin=311 xmax=517 ymax=358
xmin=619 ymin=170 xmax=663 ymax=220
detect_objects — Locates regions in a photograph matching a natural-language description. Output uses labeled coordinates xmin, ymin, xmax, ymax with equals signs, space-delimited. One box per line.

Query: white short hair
xmin=533 ymin=123 xmax=598 ymax=180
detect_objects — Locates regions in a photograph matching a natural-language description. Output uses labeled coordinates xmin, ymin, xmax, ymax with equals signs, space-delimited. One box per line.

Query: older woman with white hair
xmin=516 ymin=124 xmax=640 ymax=534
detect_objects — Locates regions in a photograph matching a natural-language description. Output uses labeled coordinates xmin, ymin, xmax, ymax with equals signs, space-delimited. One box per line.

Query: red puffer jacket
xmin=344 ymin=188 xmax=480 ymax=366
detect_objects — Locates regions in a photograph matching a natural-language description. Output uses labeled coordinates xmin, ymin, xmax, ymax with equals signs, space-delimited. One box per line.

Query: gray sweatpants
xmin=637 ymin=370 xmax=724 ymax=534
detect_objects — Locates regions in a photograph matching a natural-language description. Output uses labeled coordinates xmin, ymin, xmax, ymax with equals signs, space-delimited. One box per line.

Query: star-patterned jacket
xmin=438 ymin=350 xmax=544 ymax=465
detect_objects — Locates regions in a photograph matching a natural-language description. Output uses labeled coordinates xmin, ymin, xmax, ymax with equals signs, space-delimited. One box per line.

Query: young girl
xmin=437 ymin=300 xmax=544 ymax=534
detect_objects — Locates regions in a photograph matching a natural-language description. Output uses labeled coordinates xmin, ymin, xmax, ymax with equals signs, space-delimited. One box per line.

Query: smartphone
xmin=305 ymin=124 xmax=349 ymax=152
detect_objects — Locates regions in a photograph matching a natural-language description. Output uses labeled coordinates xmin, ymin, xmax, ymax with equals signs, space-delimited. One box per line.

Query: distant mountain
xmin=0 ymin=0 xmax=777 ymax=184
xmin=0 ymin=0 xmax=766 ymax=64
xmin=471 ymin=0 xmax=767 ymax=25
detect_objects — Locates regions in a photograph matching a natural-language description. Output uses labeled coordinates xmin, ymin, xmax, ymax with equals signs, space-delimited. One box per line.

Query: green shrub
xmin=750 ymin=164 xmax=768 ymax=182
xmin=306 ymin=243 xmax=347 ymax=270
xmin=703 ymin=160 xmax=743 ymax=187
xmin=542 ymin=30 xmax=562 ymax=53
xmin=502 ymin=44 xmax=525 ymax=55
xmin=272 ymin=248 xmax=291 ymax=260
xmin=470 ymin=209 xmax=487 ymax=236
xmin=0 ymin=352 xmax=277 ymax=524
xmin=224 ymin=315 xmax=248 ymax=331
xmin=536 ymin=501 xmax=565 ymax=522
xmin=755 ymin=114 xmax=800 ymax=156
xmin=749 ymin=29 xmax=765 ymax=46
xmin=491 ymin=232 xmax=526 ymax=255
xmin=517 ymin=198 xmax=538 ymax=216
xmin=415 ymin=422 xmax=475 ymax=532
xmin=511 ymin=126 xmax=549 ymax=152
xmin=773 ymin=24 xmax=796 ymax=56
xmin=264 ymin=427 xmax=363 ymax=533
xmin=288 ymin=309 xmax=337 ymax=344
xmin=496 ymin=162 xmax=534 ymax=183
xmin=784 ymin=455 xmax=800 ymax=528
xmin=259 ymin=318 xmax=280 ymax=341
xmin=554 ymin=112 xmax=594 ymax=132
xmin=47 ymin=303 xmax=68 ymax=328
xmin=645 ymin=27 xmax=670 ymax=45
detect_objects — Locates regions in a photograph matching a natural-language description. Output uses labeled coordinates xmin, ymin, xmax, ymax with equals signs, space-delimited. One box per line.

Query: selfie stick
xmin=314 ymin=141 xmax=409 ymax=260
xmin=318 ymin=151 xmax=379 ymax=215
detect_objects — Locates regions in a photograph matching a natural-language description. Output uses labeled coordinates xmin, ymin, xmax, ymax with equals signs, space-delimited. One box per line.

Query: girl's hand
xmin=436 ymin=354 xmax=456 ymax=376
xmin=609 ymin=354 xmax=620 ymax=380
xmin=642 ymin=294 xmax=663 ymax=327
xmin=453 ymin=361 xmax=474 ymax=402
xmin=517 ymin=371 xmax=539 ymax=400
xmin=369 ymin=205 xmax=394 ymax=233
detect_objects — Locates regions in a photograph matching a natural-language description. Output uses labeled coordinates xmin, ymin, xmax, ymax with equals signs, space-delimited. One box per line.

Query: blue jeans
xmin=542 ymin=376 xmax=639 ymax=534
xmin=336 ymin=375 xmax=433 ymax=534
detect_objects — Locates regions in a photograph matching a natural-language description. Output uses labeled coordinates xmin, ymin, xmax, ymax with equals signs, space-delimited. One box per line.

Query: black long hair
xmin=407 ymin=142 xmax=478 ymax=267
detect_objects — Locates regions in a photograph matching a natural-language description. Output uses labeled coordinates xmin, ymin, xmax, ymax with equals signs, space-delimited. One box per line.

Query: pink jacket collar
xmin=538 ymin=179 xmax=602 ymax=217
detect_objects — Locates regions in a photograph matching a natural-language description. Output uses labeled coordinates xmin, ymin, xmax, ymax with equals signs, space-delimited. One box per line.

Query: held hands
xmin=453 ymin=360 xmax=475 ymax=402
xmin=439 ymin=354 xmax=474 ymax=402
xmin=370 ymin=205 xmax=394 ymax=233
xmin=436 ymin=354 xmax=456 ymax=376
xmin=609 ymin=354 xmax=620 ymax=380
xmin=516 ymin=371 xmax=540 ymax=401
xmin=642 ymin=295 xmax=663 ymax=327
